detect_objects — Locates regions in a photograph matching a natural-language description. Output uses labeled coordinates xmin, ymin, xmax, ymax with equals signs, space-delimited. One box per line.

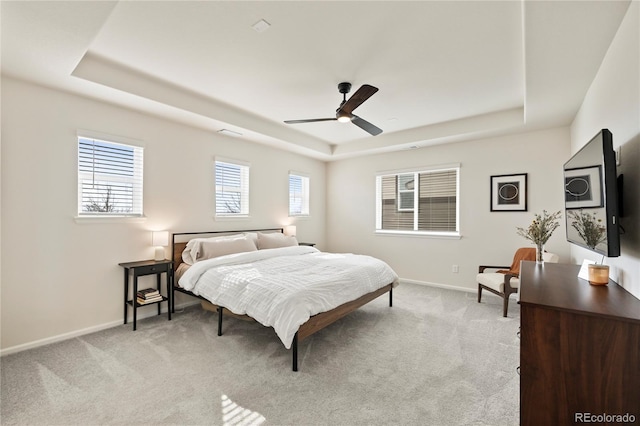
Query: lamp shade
xmin=284 ymin=225 xmax=297 ymax=236
xmin=152 ymin=231 xmax=169 ymax=261
xmin=152 ymin=231 xmax=169 ymax=247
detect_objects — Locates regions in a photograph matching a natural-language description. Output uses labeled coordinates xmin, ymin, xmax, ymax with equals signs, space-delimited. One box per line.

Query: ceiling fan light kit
xmin=336 ymin=111 xmax=352 ymax=123
xmin=285 ymin=82 xmax=383 ymax=136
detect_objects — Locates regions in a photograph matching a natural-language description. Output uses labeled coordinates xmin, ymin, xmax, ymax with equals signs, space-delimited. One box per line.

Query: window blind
xmin=289 ymin=173 xmax=310 ymax=216
xmin=418 ymin=170 xmax=457 ymax=232
xmin=215 ymin=160 xmax=249 ymax=215
xmin=77 ymin=137 xmax=143 ymax=216
xmin=377 ymin=166 xmax=459 ymax=234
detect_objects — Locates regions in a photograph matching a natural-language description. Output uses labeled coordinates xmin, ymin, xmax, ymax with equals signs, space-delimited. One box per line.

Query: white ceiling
xmin=1 ymin=1 xmax=631 ymax=160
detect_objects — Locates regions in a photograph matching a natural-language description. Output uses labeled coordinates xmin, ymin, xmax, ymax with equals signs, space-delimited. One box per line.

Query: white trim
xmin=376 ymin=162 xmax=461 ymax=177
xmin=0 ymin=279 xmax=475 ymax=357
xmin=0 ymin=301 xmax=199 ymax=357
xmin=287 ymin=215 xmax=310 ymax=221
xmin=1 ymin=320 xmax=123 ymax=357
xmin=375 ymin=230 xmax=461 ymax=239
xmin=77 ymin=129 xmax=145 ymax=148
xmin=288 ymin=170 xmax=310 ymax=178
xmin=375 ymin=176 xmax=382 ymax=229
xmin=214 ymin=156 xmax=251 ymax=168
xmin=213 ymin=215 xmax=251 ymax=221
xmin=399 ymin=278 xmax=475 ymax=293
xmin=74 ymin=215 xmax=147 ymax=224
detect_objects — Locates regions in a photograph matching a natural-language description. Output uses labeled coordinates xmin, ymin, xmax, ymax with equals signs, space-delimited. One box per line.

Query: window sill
xmin=74 ymin=215 xmax=147 ymax=224
xmin=375 ymin=230 xmax=461 ymax=240
xmin=214 ymin=215 xmax=251 ymax=221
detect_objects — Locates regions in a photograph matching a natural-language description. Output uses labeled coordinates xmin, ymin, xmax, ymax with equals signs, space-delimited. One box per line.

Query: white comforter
xmin=179 ymin=246 xmax=398 ymax=349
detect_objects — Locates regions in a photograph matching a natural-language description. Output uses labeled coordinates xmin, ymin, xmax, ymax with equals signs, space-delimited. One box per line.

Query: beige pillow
xmin=196 ymin=236 xmax=257 ymax=261
xmin=182 ymin=234 xmax=244 ymax=264
xmin=256 ymin=232 xmax=298 ymax=249
xmin=243 ymin=232 xmax=258 ymax=245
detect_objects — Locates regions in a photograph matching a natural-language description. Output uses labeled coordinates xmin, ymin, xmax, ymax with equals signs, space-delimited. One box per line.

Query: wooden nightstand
xmin=118 ymin=259 xmax=172 ymax=330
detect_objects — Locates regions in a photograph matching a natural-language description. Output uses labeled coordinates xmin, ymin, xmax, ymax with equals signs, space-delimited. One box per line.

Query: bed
xmin=171 ymin=228 xmax=398 ymax=371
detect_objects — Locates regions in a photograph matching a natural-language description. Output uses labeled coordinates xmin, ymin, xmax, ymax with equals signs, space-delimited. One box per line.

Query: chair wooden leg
xmin=477 ymin=285 xmax=482 ymax=303
xmin=502 ymin=294 xmax=509 ymax=317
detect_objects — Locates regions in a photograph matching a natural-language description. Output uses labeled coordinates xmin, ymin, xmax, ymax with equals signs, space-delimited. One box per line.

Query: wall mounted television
xmin=564 ymin=129 xmax=620 ymax=257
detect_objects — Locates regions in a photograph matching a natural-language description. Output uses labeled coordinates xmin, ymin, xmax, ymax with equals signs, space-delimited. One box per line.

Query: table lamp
xmin=152 ymin=231 xmax=169 ymax=261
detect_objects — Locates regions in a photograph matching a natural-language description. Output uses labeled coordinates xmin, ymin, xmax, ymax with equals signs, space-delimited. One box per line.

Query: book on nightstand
xmin=137 ymin=288 xmax=159 ymax=297
xmin=136 ymin=296 xmax=163 ymax=305
xmin=136 ymin=295 xmax=164 ymax=305
xmin=136 ymin=288 xmax=162 ymax=304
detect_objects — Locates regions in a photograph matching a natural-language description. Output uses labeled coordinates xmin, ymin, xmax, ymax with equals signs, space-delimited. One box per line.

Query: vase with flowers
xmin=568 ymin=210 xmax=610 ymax=285
xmin=516 ymin=210 xmax=562 ymax=264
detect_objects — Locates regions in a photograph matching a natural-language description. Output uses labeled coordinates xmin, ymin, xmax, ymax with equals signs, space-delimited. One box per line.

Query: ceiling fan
xmin=284 ymin=82 xmax=383 ymax=136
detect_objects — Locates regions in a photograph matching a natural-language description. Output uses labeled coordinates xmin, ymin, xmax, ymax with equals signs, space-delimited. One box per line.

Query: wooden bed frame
xmin=171 ymin=229 xmax=394 ymax=371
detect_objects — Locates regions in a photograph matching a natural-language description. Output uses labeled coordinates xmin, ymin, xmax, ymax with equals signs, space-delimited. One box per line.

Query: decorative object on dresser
xmin=171 ymin=228 xmax=398 ymax=371
xmin=519 ymin=261 xmax=640 ymax=426
xmin=516 ymin=210 xmax=561 ymax=264
xmin=118 ymin=259 xmax=172 ymax=330
xmin=476 ymin=247 xmax=559 ymax=317
xmin=587 ymin=263 xmax=610 ymax=285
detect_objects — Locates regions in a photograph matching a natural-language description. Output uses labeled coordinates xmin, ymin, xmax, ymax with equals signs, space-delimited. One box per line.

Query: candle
xmin=588 ymin=264 xmax=609 ymax=285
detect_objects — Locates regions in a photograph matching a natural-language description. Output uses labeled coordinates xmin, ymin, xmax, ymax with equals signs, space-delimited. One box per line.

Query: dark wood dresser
xmin=519 ymin=261 xmax=640 ymax=425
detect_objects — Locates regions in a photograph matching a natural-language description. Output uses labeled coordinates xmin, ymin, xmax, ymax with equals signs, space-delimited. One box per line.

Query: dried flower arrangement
xmin=516 ymin=210 xmax=562 ymax=245
xmin=516 ymin=210 xmax=562 ymax=263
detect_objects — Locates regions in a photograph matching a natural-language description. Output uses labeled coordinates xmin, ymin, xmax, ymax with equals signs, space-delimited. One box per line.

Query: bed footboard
xmin=214 ymin=283 xmax=394 ymax=371
xmin=291 ymin=283 xmax=393 ymax=371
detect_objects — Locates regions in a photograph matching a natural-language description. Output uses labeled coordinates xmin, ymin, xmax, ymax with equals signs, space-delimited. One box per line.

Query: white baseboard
xmin=0 ymin=300 xmax=200 ymax=357
xmin=2 ymin=280 xmax=476 ymax=357
xmin=399 ymin=278 xmax=477 ymax=294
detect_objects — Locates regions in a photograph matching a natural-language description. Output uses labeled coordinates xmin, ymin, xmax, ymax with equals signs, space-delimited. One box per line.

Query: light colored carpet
xmin=1 ymin=283 xmax=520 ymax=425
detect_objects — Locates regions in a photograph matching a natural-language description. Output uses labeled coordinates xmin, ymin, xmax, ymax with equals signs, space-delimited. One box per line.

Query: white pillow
xmin=256 ymin=232 xmax=298 ymax=249
xmin=196 ymin=236 xmax=257 ymax=261
xmin=181 ymin=234 xmax=244 ymax=265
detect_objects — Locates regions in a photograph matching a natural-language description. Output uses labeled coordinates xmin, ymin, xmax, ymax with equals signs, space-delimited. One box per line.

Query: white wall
xmin=0 ymin=77 xmax=326 ymax=351
xmin=571 ymin=1 xmax=640 ymax=298
xmin=326 ymin=127 xmax=571 ymax=291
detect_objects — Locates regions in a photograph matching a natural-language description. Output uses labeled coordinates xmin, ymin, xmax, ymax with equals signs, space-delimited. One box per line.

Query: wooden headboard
xmin=171 ymin=228 xmax=283 ymax=270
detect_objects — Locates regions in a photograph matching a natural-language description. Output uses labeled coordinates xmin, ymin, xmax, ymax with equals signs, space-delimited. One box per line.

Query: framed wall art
xmin=490 ymin=173 xmax=528 ymax=212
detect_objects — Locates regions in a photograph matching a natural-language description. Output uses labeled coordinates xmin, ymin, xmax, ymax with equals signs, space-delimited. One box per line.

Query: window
xmin=376 ymin=165 xmax=459 ymax=236
xmin=215 ymin=158 xmax=249 ymax=216
xmin=77 ymin=136 xmax=143 ymax=217
xmin=397 ymin=173 xmax=415 ymax=211
xmin=289 ymin=172 xmax=310 ymax=216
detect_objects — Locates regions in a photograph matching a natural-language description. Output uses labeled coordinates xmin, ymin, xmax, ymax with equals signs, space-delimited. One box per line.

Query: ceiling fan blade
xmin=284 ymin=118 xmax=337 ymax=124
xmin=352 ymin=115 xmax=383 ymax=136
xmin=340 ymin=84 xmax=378 ymax=114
